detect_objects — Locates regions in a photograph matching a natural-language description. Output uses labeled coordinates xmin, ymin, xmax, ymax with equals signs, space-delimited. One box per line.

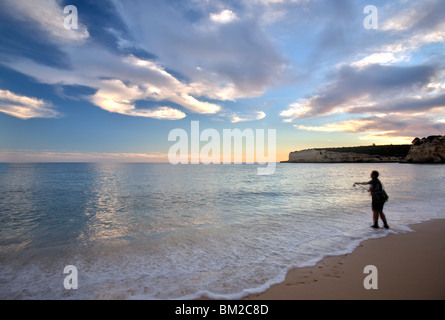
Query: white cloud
xmin=231 ymin=111 xmax=266 ymax=123
xmin=89 ymin=78 xmax=187 ymax=120
xmin=295 ymin=118 xmax=374 ymax=133
xmin=123 ymin=56 xmax=222 ymax=114
xmin=210 ymin=9 xmax=238 ymax=24
xmin=3 ymin=51 xmax=221 ymax=118
xmin=0 ymin=89 xmax=60 ymax=119
xmin=357 ymin=132 xmax=412 ymax=145
xmin=188 ymin=81 xmax=238 ymax=101
xmin=379 ymin=29 xmax=445 ymax=56
xmin=138 ymin=106 xmax=186 ymax=120
xmin=90 ymin=82 xmax=186 ymax=120
xmin=256 ymin=111 xmax=266 ymax=120
xmin=351 ymin=52 xmax=410 ymax=68
xmin=279 ymin=101 xmax=312 ymax=120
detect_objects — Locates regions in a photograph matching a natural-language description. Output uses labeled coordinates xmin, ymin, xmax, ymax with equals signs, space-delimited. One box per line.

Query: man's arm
xmin=354 ymin=181 xmax=373 ymax=193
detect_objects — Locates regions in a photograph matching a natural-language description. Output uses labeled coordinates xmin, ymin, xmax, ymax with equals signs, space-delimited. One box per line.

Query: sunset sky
xmin=1 ymin=0 xmax=444 ymax=162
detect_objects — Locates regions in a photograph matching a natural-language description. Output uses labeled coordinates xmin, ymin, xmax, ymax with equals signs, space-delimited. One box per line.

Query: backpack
xmin=373 ymin=189 xmax=389 ymax=203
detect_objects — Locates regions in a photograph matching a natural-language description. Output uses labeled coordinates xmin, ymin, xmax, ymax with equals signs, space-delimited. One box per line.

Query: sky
xmin=0 ymin=0 xmax=444 ymax=162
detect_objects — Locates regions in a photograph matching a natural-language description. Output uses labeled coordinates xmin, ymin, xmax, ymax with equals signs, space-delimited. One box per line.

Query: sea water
xmin=0 ymin=162 xmax=444 ymax=299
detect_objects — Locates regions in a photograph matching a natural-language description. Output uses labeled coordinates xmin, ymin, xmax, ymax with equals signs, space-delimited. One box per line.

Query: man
xmin=354 ymin=170 xmax=390 ymax=229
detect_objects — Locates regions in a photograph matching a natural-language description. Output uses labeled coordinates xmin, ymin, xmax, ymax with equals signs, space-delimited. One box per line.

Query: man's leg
xmin=379 ymin=211 xmax=389 ymax=228
xmin=372 ymin=210 xmax=379 ymax=228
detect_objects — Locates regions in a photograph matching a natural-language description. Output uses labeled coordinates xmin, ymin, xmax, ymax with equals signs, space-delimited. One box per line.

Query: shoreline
xmin=241 ymin=219 xmax=445 ymax=300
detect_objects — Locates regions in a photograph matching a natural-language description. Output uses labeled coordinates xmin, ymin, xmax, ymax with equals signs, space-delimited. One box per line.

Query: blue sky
xmin=0 ymin=0 xmax=444 ymax=162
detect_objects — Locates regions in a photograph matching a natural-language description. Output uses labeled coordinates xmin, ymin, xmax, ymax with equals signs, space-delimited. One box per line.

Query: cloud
xmin=295 ymin=117 xmax=382 ymax=133
xmin=350 ymin=52 xmax=410 ymax=68
xmin=91 ymin=85 xmax=187 ymax=120
xmin=300 ymin=0 xmax=445 ymax=80
xmin=231 ymin=111 xmax=266 ymax=123
xmin=348 ymin=93 xmax=445 ymax=115
xmin=0 ymin=89 xmax=60 ymax=119
xmin=295 ymin=114 xmax=445 ymax=143
xmin=366 ymin=0 xmax=445 ymax=61
xmin=281 ymin=62 xmax=443 ymax=121
xmin=3 ymin=51 xmax=219 ymax=118
xmin=1 ymin=0 xmax=286 ymax=121
xmin=3 ymin=0 xmax=89 ymax=43
xmin=381 ymin=0 xmax=445 ymax=34
xmin=279 ymin=101 xmax=312 ymax=120
xmin=210 ymin=10 xmax=238 ymax=24
xmin=110 ymin=0 xmax=286 ymax=100
xmin=0 ymin=0 xmax=294 ymax=125
xmin=283 ymin=47 xmax=445 ymax=141
xmin=89 ymin=55 xmax=222 ymax=115
xmin=89 ymin=78 xmax=188 ymax=119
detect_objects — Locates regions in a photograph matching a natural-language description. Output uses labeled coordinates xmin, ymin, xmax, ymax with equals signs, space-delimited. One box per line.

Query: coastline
xmin=242 ymin=219 xmax=445 ymax=300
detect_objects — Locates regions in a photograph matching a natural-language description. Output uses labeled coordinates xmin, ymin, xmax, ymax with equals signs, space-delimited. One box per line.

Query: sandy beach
xmin=244 ymin=219 xmax=445 ymax=300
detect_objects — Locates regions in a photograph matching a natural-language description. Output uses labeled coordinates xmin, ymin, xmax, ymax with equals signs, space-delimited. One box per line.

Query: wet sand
xmin=243 ymin=219 xmax=445 ymax=300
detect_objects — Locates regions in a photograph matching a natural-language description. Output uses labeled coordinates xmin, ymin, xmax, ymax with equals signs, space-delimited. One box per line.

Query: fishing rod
xmin=353 ymin=183 xmax=369 ymax=191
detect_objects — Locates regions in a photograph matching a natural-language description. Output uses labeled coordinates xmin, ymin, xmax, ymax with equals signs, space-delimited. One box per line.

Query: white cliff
xmin=285 ymin=136 xmax=445 ymax=163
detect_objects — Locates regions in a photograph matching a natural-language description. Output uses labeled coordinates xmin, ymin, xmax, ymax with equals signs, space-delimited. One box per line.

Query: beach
xmin=244 ymin=219 xmax=445 ymax=300
xmin=1 ymin=163 xmax=445 ymax=299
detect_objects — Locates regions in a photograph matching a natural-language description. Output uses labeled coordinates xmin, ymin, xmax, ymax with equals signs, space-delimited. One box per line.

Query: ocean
xmin=0 ymin=162 xmax=444 ymax=299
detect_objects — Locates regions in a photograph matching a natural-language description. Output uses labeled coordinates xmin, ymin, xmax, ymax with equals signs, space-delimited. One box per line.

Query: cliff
xmin=286 ymin=149 xmax=401 ymax=163
xmin=283 ymin=136 xmax=445 ymax=163
xmin=404 ymin=136 xmax=445 ymax=163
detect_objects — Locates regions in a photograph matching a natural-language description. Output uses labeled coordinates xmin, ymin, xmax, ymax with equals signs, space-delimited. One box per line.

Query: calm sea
xmin=0 ymin=162 xmax=444 ymax=299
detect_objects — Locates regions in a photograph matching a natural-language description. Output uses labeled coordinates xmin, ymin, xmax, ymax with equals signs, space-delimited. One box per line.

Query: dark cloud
xmin=296 ymin=114 xmax=445 ymax=140
xmin=349 ymin=93 xmax=445 ymax=114
xmin=352 ymin=114 xmax=445 ymax=138
xmin=307 ymin=63 xmax=441 ymax=116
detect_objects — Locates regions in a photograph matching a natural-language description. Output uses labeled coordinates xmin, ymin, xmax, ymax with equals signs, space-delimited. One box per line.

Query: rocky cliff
xmin=284 ymin=135 xmax=445 ymax=163
xmin=404 ymin=136 xmax=445 ymax=163
xmin=284 ymin=136 xmax=445 ymax=163
xmin=286 ymin=149 xmax=401 ymax=163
